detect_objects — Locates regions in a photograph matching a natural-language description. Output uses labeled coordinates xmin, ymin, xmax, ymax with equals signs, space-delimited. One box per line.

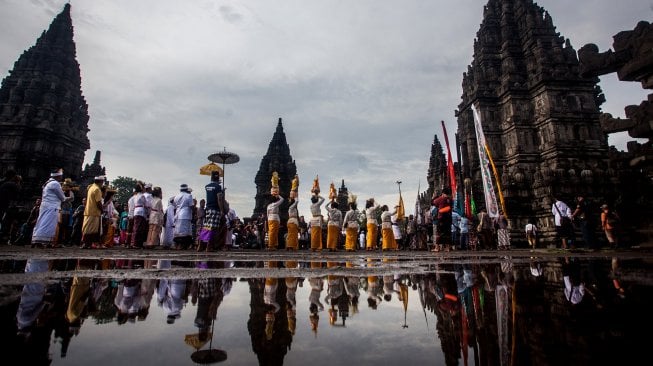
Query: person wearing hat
xmin=80 ymin=175 xmax=105 ymax=249
xmin=173 ymin=184 xmax=194 ymax=249
xmin=32 ymin=169 xmax=74 ymax=248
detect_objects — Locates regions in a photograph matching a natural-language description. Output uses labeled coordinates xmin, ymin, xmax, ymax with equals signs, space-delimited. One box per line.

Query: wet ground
xmin=1 ymin=246 xmax=652 ymax=365
xmin=2 ymin=246 xmax=652 ymax=283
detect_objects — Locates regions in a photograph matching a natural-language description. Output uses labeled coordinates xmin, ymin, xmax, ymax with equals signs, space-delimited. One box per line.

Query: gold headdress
xmin=270 ymin=171 xmax=279 ymax=196
xmin=290 ymin=174 xmax=299 ymax=199
xmin=348 ymin=192 xmax=357 ymax=205
xmin=311 ymin=175 xmax=320 ymax=195
xmin=328 ymin=182 xmax=336 ymax=201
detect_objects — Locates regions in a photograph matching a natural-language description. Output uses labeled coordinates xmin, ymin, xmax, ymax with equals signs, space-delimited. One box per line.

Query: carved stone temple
xmin=578 ymin=20 xmax=653 ymax=243
xmin=454 ymin=0 xmax=617 ymax=245
xmin=253 ymin=118 xmax=298 ymax=235
xmin=0 ymin=4 xmax=90 ymax=207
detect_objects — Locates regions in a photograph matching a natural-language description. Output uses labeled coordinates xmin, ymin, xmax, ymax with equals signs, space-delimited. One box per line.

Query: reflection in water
xmin=2 ymin=256 xmax=652 ymax=365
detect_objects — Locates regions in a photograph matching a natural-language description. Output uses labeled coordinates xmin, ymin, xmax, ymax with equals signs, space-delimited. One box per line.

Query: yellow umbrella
xmin=185 ymin=333 xmax=211 ymax=351
xmin=200 ymin=162 xmax=223 ymax=177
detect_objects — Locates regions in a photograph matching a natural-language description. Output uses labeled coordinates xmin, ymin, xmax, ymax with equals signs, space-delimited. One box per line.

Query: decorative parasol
xmin=186 ymin=318 xmax=227 ymax=364
xmin=199 ymin=162 xmax=223 ymax=177
xmin=207 ymin=147 xmax=240 ymax=191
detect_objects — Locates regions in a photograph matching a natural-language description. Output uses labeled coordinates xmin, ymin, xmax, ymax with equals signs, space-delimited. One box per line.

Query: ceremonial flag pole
xmin=484 ymin=144 xmax=508 ymax=218
xmin=415 ymin=180 xmax=422 ymax=225
xmin=441 ymin=121 xmax=457 ymax=199
xmin=470 ymin=104 xmax=500 ymax=218
xmin=396 ymin=180 xmax=405 ymax=220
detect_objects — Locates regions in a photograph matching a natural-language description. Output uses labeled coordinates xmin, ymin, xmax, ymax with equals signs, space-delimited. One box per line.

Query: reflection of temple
xmin=247 ymin=271 xmax=293 ymax=365
xmin=0 ymin=4 xmax=90 ymax=208
xmin=454 ymin=0 xmax=615 ymax=245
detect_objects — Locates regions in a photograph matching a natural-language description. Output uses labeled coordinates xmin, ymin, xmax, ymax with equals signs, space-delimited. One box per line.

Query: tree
xmin=111 ymin=176 xmax=139 ymax=207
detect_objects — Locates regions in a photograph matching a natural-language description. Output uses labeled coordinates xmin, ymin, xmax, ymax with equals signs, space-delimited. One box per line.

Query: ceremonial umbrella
xmin=207 ymin=148 xmax=240 ymax=191
xmin=186 ymin=319 xmax=228 ymax=364
xmin=199 ymin=162 xmax=223 ymax=177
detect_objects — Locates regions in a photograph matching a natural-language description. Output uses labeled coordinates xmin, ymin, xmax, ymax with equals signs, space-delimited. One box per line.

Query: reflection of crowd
xmin=9 ymin=257 xmax=647 ymax=364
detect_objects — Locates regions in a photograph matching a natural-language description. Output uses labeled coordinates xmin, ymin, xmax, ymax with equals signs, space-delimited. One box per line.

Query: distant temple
xmin=0 ymin=4 xmax=90 ymax=207
xmin=252 ymin=118 xmax=298 ymax=229
xmin=78 ymin=150 xmax=106 ymax=202
xmin=455 ymin=0 xmax=615 ymax=245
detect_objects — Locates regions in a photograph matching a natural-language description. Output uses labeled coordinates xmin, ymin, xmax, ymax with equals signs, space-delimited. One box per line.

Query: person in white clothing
xmin=552 ymin=197 xmax=573 ymax=249
xmin=31 ymin=169 xmax=74 ymax=247
xmin=162 ymin=197 xmax=175 ymax=248
xmin=173 ymin=184 xmax=194 ymax=249
xmin=525 ymin=219 xmax=538 ymax=249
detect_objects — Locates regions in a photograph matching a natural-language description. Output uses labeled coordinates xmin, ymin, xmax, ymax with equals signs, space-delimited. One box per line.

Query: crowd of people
xmin=0 ymin=168 xmax=626 ymax=251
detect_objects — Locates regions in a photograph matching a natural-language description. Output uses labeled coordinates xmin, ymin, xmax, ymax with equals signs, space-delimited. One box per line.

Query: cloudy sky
xmin=1 ymin=0 xmax=650 ymax=218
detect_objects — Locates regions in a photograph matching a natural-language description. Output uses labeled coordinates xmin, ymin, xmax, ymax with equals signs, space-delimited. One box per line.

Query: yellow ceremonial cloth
xmin=82 ymin=215 xmax=101 ymax=236
xmin=286 ymin=222 xmax=299 ymax=250
xmin=382 ymin=227 xmax=395 ymax=250
xmin=366 ymin=223 xmax=378 ymax=249
xmin=326 ymin=225 xmax=339 ymax=250
xmin=103 ymin=224 xmax=115 ymax=247
xmin=84 ymin=184 xmax=102 ymax=217
xmin=345 ymin=227 xmax=357 ymax=251
xmin=268 ymin=219 xmax=279 ymax=248
xmin=311 ymin=225 xmax=322 ymax=250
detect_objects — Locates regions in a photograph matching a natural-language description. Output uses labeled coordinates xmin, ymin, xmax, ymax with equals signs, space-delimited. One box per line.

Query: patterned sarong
xmin=198 ymin=209 xmax=221 ymax=242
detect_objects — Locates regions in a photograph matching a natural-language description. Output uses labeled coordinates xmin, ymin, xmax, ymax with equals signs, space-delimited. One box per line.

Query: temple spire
xmin=0 ymin=3 xmax=90 ymax=207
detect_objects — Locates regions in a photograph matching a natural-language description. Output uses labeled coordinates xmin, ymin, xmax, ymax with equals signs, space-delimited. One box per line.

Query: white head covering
xmin=180 ymin=184 xmax=188 ymax=191
xmin=50 ymin=169 xmax=63 ymax=177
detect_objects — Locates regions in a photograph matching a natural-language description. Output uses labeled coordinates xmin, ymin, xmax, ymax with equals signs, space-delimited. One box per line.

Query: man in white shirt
xmin=173 ymin=184 xmax=194 ymax=249
xmin=551 ymin=196 xmax=573 ymax=249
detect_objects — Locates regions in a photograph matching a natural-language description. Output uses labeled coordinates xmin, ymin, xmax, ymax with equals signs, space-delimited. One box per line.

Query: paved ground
xmin=1 ymin=244 xmax=652 ymax=284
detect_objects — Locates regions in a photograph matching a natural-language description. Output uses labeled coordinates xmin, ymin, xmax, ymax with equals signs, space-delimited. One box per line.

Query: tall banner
xmin=397 ymin=193 xmax=405 ymax=220
xmin=471 ymin=104 xmax=499 ymax=218
xmin=415 ymin=181 xmax=422 ymax=225
xmin=441 ymin=121 xmax=457 ymax=198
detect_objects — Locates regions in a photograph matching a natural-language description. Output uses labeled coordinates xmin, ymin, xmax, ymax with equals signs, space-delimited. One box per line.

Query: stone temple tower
xmin=253 ymin=118 xmax=297 ymax=227
xmin=455 ymin=0 xmax=614 ymax=245
xmin=0 ymin=4 xmax=90 ymax=206
xmin=426 ymin=134 xmax=447 ymax=201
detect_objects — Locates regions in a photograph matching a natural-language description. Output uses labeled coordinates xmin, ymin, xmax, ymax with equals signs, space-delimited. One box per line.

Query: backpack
xmin=606 ymin=212 xmax=619 ymax=227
